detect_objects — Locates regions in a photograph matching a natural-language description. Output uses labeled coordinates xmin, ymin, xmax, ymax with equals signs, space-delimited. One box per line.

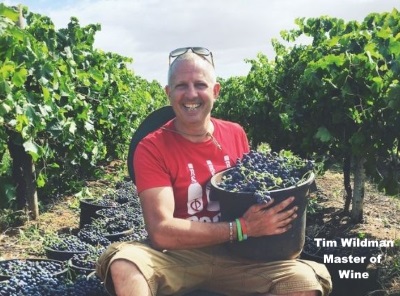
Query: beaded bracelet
xmin=239 ymin=217 xmax=248 ymax=240
xmin=235 ymin=218 xmax=243 ymax=242
xmin=229 ymin=222 xmax=234 ymax=243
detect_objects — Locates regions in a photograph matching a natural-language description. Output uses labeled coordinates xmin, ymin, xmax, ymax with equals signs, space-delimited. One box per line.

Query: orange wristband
xmin=239 ymin=217 xmax=248 ymax=240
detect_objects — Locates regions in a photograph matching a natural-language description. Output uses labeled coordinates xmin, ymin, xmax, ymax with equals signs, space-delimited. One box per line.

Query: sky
xmin=3 ymin=0 xmax=400 ymax=86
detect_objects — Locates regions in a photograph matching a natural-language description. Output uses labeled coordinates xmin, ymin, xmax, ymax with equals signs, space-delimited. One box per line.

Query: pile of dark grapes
xmin=67 ymin=275 xmax=109 ymax=296
xmin=0 ymin=272 xmax=108 ymax=296
xmin=120 ymin=226 xmax=148 ymax=242
xmin=218 ymin=150 xmax=314 ymax=203
xmin=78 ymin=226 xmax=111 ymax=247
xmin=91 ymin=215 xmax=135 ymax=235
xmin=78 ymin=181 xmax=145 ymax=241
xmin=97 ymin=202 xmax=145 ymax=226
xmin=1 ymin=181 xmax=149 ymax=295
xmin=69 ymin=252 xmax=102 ymax=276
xmin=97 ymin=201 xmax=139 ymax=218
xmin=0 ymin=259 xmax=66 ymax=277
xmin=86 ymin=198 xmax=120 ymax=207
xmin=70 ymin=253 xmax=96 ymax=270
xmin=44 ymin=234 xmax=97 ymax=254
xmin=95 ymin=180 xmax=139 ymax=206
xmin=114 ymin=180 xmax=139 ymax=204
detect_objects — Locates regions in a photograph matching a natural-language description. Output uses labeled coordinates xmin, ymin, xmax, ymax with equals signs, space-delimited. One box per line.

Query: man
xmin=96 ymin=47 xmax=332 ymax=296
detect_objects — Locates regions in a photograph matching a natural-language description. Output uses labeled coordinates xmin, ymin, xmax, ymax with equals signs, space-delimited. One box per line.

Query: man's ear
xmin=213 ymin=82 xmax=221 ymax=99
xmin=165 ymin=85 xmax=173 ymax=103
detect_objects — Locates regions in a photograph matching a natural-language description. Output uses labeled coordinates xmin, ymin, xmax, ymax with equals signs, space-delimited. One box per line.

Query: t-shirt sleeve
xmin=228 ymin=121 xmax=250 ymax=156
xmin=133 ymin=137 xmax=172 ymax=194
xmin=239 ymin=125 xmax=250 ymax=153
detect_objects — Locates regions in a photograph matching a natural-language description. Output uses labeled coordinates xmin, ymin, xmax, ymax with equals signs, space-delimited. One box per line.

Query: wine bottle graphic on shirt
xmin=206 ymin=160 xmax=219 ymax=212
xmin=224 ymin=155 xmax=231 ymax=168
xmin=187 ymin=163 xmax=203 ymax=215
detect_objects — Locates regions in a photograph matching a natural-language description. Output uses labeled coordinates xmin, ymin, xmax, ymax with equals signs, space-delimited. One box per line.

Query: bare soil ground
xmin=1 ymin=168 xmax=399 ymax=295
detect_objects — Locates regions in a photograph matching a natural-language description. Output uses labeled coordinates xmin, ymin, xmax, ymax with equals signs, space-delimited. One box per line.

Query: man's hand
xmin=242 ymin=196 xmax=298 ymax=237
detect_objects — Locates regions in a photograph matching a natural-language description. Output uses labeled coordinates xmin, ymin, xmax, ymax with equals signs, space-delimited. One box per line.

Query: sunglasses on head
xmin=169 ymin=47 xmax=214 ymax=67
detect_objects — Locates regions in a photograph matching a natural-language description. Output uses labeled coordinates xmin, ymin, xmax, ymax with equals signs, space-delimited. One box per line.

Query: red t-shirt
xmin=133 ymin=118 xmax=250 ymax=222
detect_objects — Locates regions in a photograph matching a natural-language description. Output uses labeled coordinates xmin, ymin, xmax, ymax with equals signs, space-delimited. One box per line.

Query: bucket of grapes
xmin=210 ymin=150 xmax=315 ymax=261
xmin=79 ymin=198 xmax=120 ymax=229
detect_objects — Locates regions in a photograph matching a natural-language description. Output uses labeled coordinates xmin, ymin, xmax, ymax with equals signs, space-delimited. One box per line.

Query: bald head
xmin=167 ymin=52 xmax=216 ymax=86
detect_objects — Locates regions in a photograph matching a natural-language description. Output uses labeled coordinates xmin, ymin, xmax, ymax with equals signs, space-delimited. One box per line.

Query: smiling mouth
xmin=184 ymin=103 xmax=201 ymax=111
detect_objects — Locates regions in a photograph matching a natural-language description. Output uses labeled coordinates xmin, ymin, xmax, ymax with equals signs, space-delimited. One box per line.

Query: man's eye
xmin=195 ymin=83 xmax=207 ymax=89
xmin=175 ymin=84 xmax=186 ymax=89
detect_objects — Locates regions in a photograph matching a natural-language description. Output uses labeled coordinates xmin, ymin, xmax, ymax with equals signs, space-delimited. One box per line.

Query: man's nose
xmin=186 ymin=84 xmax=198 ymax=98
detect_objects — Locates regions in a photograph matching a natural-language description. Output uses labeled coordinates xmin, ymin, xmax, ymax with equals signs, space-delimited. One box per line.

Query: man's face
xmin=165 ymin=59 xmax=220 ymax=127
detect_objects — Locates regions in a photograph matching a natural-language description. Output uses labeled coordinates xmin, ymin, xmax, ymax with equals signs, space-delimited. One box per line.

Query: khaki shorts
xmin=96 ymin=241 xmax=332 ymax=296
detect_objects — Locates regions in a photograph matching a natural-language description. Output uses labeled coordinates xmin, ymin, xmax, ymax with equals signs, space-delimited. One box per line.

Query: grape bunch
xmin=87 ymin=198 xmax=120 ymax=207
xmin=218 ymin=150 xmax=314 ymax=203
xmin=92 ymin=181 xmax=139 ymax=206
xmin=0 ymin=260 xmax=67 ymax=296
xmin=130 ymin=211 xmax=146 ymax=228
xmin=0 ymin=268 xmax=64 ymax=296
xmin=114 ymin=180 xmax=139 ymax=204
xmin=0 ymin=259 xmax=65 ymax=277
xmin=97 ymin=201 xmax=137 ymax=218
xmin=44 ymin=234 xmax=97 ymax=254
xmin=78 ymin=226 xmax=111 ymax=247
xmin=91 ymin=216 xmax=135 ymax=235
xmin=0 ymin=272 xmax=108 ymax=296
xmin=97 ymin=201 xmax=145 ymax=226
xmin=120 ymin=227 xmax=148 ymax=242
xmin=70 ymin=253 xmax=96 ymax=270
xmin=94 ymin=199 xmax=148 ymax=242
xmin=66 ymin=275 xmax=108 ymax=296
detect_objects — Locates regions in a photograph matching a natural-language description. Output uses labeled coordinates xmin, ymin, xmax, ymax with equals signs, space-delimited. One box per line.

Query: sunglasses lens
xmin=170 ymin=47 xmax=189 ymax=57
xmin=192 ymin=47 xmax=210 ymax=55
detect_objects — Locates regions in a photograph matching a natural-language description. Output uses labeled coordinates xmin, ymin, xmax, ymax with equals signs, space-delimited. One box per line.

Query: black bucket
xmin=104 ymin=228 xmax=135 ymax=242
xmin=68 ymin=259 xmax=95 ymax=276
xmin=0 ymin=275 xmax=11 ymax=283
xmin=210 ymin=169 xmax=315 ymax=261
xmin=79 ymin=199 xmax=119 ymax=229
xmin=44 ymin=247 xmax=88 ymax=261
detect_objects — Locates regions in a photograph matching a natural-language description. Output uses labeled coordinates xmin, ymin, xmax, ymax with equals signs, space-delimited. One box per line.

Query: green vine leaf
xmin=23 ymin=139 xmax=39 ymax=161
xmin=314 ymin=127 xmax=332 ymax=143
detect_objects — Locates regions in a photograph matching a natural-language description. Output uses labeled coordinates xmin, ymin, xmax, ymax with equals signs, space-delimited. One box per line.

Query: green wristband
xmin=235 ymin=218 xmax=243 ymax=242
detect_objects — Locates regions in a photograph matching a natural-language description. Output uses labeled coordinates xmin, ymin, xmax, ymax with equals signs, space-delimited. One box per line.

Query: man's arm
xmin=139 ymin=186 xmax=297 ymax=250
xmin=140 ymin=186 xmax=230 ymax=250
